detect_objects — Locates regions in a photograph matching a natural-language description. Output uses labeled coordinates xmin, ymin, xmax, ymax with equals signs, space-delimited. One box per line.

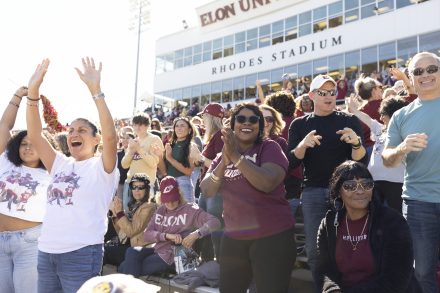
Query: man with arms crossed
xmin=382 ymin=52 xmax=440 ymax=293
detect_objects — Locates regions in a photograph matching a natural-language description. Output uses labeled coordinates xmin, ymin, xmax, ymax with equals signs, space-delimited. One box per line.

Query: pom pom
xmin=40 ymin=95 xmax=66 ymax=133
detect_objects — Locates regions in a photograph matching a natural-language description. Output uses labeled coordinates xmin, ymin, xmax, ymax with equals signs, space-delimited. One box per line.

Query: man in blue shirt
xmin=383 ymin=51 xmax=440 ymax=293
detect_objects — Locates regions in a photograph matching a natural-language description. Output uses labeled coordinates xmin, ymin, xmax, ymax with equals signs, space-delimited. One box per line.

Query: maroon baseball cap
xmin=198 ymin=103 xmax=225 ymax=118
xmin=159 ymin=176 xmax=180 ymax=203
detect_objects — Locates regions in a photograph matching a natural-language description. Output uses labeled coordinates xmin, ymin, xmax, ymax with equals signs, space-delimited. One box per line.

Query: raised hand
xmin=399 ymin=133 xmax=428 ymax=154
xmin=336 ymin=127 xmax=359 ymax=145
xmin=74 ymin=57 xmax=102 ymax=95
xmin=221 ymin=127 xmax=240 ymax=162
xmin=28 ymin=59 xmax=50 ymax=92
xmin=300 ymin=130 xmax=322 ymax=149
xmin=15 ymin=86 xmax=28 ymax=98
xmin=164 ymin=143 xmax=173 ymax=161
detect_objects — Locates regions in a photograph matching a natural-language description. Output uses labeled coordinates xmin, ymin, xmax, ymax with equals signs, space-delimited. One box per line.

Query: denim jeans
xmin=176 ymin=175 xmax=195 ymax=203
xmin=0 ymin=225 xmax=41 ymax=293
xmin=301 ymin=187 xmax=330 ymax=292
xmin=288 ymin=198 xmax=301 ymax=218
xmin=403 ymin=199 xmax=440 ymax=293
xmin=199 ymin=193 xmax=224 ymax=261
xmin=118 ymin=247 xmax=170 ymax=277
xmin=38 ymin=244 xmax=103 ymax=293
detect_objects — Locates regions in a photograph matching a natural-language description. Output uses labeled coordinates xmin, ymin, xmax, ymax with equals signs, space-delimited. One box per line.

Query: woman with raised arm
xmin=26 ymin=58 xmax=119 ymax=293
xmin=0 ymin=86 xmax=55 ymax=293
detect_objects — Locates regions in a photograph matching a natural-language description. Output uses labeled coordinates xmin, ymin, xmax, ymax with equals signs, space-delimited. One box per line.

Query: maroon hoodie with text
xmin=144 ymin=203 xmax=220 ymax=264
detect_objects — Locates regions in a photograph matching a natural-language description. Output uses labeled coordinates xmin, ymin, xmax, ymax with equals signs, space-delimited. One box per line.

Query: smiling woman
xmin=25 ymin=58 xmax=119 ymax=293
xmin=200 ymin=103 xmax=296 ymax=293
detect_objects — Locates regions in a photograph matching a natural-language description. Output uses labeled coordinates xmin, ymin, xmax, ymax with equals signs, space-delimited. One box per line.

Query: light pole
xmin=129 ymin=0 xmax=151 ymax=115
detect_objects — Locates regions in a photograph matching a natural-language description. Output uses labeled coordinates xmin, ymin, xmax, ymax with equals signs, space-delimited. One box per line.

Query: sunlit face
xmin=19 ymin=136 xmax=40 ymax=168
xmin=261 ymin=109 xmax=273 ymax=137
xmin=67 ymin=120 xmax=100 ymax=161
xmin=340 ymin=178 xmax=373 ymax=214
xmin=174 ymin=120 xmax=191 ymax=141
xmin=410 ymin=55 xmax=440 ymax=99
xmin=310 ymin=81 xmax=336 ymax=116
xmin=164 ymin=200 xmax=179 ymax=211
xmin=130 ymin=181 xmax=148 ymax=202
xmin=233 ymin=108 xmax=260 ymax=145
xmin=132 ymin=123 xmax=148 ymax=137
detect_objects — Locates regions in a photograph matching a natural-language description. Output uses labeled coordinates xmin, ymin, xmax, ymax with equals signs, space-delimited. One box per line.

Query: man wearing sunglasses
xmin=287 ymin=74 xmax=366 ymax=291
xmin=382 ymin=51 xmax=440 ymax=293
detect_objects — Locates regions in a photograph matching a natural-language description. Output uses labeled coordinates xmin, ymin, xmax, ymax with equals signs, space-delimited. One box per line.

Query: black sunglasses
xmin=314 ymin=89 xmax=337 ymax=97
xmin=342 ymin=179 xmax=374 ymax=192
xmin=131 ymin=185 xmax=147 ymax=191
xmin=235 ymin=115 xmax=260 ymax=124
xmin=264 ymin=116 xmax=275 ymax=123
xmin=412 ymin=65 xmax=439 ymax=76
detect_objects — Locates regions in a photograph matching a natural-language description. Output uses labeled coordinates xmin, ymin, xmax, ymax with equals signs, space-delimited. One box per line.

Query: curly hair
xmin=259 ymin=104 xmax=285 ymax=136
xmin=230 ymin=103 xmax=265 ymax=145
xmin=128 ymin=173 xmax=151 ymax=210
xmin=264 ymin=91 xmax=296 ymax=118
xmin=379 ymin=96 xmax=408 ymax=118
xmin=328 ymin=161 xmax=373 ymax=201
xmin=132 ymin=113 xmax=150 ymax=126
xmin=6 ymin=130 xmax=56 ymax=169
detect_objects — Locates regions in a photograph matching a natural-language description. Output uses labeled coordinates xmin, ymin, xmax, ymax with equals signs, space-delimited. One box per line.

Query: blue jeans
xmin=301 ymin=187 xmax=330 ymax=292
xmin=176 ymin=175 xmax=194 ymax=203
xmin=403 ymin=199 xmax=440 ymax=293
xmin=38 ymin=244 xmax=103 ymax=293
xmin=0 ymin=225 xmax=41 ymax=293
xmin=288 ymin=198 xmax=301 ymax=217
xmin=199 ymin=193 xmax=224 ymax=261
xmin=118 ymin=247 xmax=170 ymax=277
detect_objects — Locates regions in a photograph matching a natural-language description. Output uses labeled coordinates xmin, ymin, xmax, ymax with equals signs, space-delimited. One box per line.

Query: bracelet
xmin=352 ymin=137 xmax=362 ymax=150
xmin=116 ymin=211 xmax=125 ymax=220
xmin=26 ymin=102 xmax=39 ymax=107
xmin=9 ymin=101 xmax=19 ymax=108
xmin=92 ymin=92 xmax=105 ymax=101
xmin=13 ymin=94 xmax=22 ymax=99
xmin=234 ymin=155 xmax=245 ymax=168
xmin=27 ymin=96 xmax=40 ymax=102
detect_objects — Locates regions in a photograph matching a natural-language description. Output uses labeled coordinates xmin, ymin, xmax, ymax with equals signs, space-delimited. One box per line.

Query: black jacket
xmin=315 ymin=196 xmax=421 ymax=293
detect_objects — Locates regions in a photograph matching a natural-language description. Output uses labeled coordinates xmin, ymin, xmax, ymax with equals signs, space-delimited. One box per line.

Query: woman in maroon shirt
xmin=201 ymin=103 xmax=296 ymax=293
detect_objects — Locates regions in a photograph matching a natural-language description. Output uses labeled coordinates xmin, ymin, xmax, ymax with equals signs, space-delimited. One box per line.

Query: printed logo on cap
xmin=163 ymin=185 xmax=174 ymax=193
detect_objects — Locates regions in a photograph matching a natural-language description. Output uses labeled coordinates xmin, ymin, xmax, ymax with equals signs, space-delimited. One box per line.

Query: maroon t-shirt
xmin=209 ymin=140 xmax=295 ymax=240
xmin=359 ymin=99 xmax=382 ymax=148
xmin=336 ymin=214 xmax=375 ymax=288
xmin=202 ymin=130 xmax=223 ymax=160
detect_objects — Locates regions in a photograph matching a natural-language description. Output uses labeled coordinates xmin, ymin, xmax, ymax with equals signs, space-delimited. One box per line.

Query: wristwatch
xmin=352 ymin=137 xmax=362 ymax=149
xmin=196 ymin=230 xmax=203 ymax=238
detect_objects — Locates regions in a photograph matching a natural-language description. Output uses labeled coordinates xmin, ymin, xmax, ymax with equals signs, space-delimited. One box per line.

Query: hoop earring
xmin=333 ymin=197 xmax=345 ymax=211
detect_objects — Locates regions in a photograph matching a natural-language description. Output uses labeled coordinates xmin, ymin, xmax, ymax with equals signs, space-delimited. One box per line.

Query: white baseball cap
xmin=310 ymin=74 xmax=337 ymax=92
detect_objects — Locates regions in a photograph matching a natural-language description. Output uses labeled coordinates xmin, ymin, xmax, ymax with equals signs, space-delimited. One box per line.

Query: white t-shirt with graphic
xmin=0 ymin=153 xmax=50 ymax=222
xmin=38 ymin=153 xmax=119 ymax=253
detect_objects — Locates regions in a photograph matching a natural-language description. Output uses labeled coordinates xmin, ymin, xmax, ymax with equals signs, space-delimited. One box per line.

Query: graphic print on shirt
xmin=132 ymin=152 xmax=142 ymax=161
xmin=0 ymin=170 xmax=40 ymax=212
xmin=47 ymin=171 xmax=81 ymax=206
xmin=223 ymin=154 xmax=257 ymax=181
xmin=154 ymin=213 xmax=187 ymax=227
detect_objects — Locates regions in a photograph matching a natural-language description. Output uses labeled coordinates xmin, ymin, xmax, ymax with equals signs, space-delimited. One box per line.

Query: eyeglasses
xmin=342 ymin=179 xmax=374 ymax=192
xmin=412 ymin=65 xmax=439 ymax=76
xmin=131 ymin=185 xmax=147 ymax=191
xmin=314 ymin=89 xmax=337 ymax=97
xmin=235 ymin=115 xmax=260 ymax=124
xmin=264 ymin=116 xmax=274 ymax=123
